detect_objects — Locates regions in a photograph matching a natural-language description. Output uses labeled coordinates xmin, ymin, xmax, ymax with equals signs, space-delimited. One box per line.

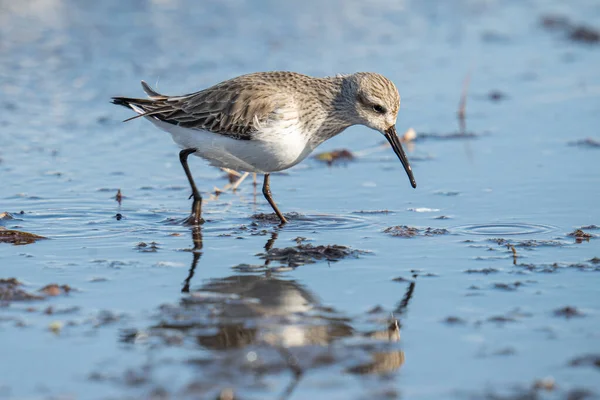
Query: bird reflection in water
xmin=180 ymin=228 xmax=353 ymax=347
xmin=158 ymin=227 xmax=416 ymax=398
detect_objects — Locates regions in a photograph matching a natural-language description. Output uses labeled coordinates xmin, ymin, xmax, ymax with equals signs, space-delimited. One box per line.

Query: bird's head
xmin=342 ymin=72 xmax=416 ymax=188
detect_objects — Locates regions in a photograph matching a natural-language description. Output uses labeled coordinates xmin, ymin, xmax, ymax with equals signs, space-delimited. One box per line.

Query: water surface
xmin=1 ymin=0 xmax=599 ymax=399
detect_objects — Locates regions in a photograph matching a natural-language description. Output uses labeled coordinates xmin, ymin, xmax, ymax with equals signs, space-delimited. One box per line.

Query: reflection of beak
xmin=384 ymin=126 xmax=417 ymax=188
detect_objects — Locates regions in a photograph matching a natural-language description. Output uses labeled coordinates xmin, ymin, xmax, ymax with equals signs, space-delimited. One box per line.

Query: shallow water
xmin=1 ymin=0 xmax=599 ymax=399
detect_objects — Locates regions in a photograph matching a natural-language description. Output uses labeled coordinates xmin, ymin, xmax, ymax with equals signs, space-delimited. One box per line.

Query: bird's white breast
xmin=149 ymin=116 xmax=314 ymax=173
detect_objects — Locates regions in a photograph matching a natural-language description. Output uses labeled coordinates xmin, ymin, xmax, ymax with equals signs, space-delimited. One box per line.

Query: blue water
xmin=1 ymin=0 xmax=599 ymax=399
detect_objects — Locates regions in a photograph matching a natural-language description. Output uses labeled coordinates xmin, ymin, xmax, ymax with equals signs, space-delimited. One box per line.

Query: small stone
xmin=533 ymin=376 xmax=556 ymax=391
xmin=49 ymin=321 xmax=63 ymax=334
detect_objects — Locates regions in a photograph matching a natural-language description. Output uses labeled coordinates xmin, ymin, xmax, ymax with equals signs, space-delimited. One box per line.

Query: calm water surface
xmin=1 ymin=0 xmax=599 ymax=399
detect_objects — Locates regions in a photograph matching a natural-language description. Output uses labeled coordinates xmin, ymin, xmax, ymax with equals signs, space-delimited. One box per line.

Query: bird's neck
xmin=303 ymin=76 xmax=356 ymax=145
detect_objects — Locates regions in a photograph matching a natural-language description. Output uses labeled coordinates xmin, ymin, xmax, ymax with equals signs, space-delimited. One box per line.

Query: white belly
xmin=149 ymin=118 xmax=314 ymax=173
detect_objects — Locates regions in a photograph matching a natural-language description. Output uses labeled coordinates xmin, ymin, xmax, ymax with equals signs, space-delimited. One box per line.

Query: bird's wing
xmin=112 ymin=75 xmax=287 ymax=140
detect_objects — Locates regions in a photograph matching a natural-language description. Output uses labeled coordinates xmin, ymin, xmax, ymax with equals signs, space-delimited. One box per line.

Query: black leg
xmin=263 ymin=230 xmax=279 ymax=269
xmin=262 ymin=174 xmax=287 ymax=224
xmin=182 ymin=226 xmax=203 ymax=293
xmin=179 ymin=149 xmax=203 ymax=225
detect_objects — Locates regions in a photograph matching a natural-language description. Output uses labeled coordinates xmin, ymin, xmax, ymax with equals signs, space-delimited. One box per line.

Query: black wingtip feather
xmin=111 ymin=97 xmax=133 ymax=109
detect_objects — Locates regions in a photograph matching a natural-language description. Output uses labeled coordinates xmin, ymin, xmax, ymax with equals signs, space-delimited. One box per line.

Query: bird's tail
xmin=110 ymin=96 xmax=148 ymax=109
xmin=111 ymin=81 xmax=169 ymax=122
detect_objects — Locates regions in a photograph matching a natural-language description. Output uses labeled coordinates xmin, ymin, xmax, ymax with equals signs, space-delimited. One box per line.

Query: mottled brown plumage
xmin=113 ymin=72 xmax=331 ymax=140
xmin=112 ymin=72 xmax=400 ymax=142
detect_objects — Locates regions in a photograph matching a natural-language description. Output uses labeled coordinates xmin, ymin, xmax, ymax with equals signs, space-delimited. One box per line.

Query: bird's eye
xmin=372 ymin=104 xmax=386 ymax=114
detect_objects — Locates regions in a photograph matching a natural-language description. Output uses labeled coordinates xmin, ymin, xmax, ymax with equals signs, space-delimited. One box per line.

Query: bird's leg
xmin=262 ymin=173 xmax=287 ymax=224
xmin=182 ymin=226 xmax=203 ymax=293
xmin=230 ymin=172 xmax=250 ymax=191
xmin=263 ymin=230 xmax=279 ymax=269
xmin=179 ymin=149 xmax=204 ymax=225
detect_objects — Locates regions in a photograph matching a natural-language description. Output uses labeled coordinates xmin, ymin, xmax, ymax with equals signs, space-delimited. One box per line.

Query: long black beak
xmin=384 ymin=126 xmax=417 ymax=188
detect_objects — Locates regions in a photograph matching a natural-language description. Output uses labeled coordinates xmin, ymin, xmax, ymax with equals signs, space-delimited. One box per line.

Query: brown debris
xmin=258 ymin=243 xmax=366 ymax=267
xmin=252 ymin=212 xmax=300 ymax=222
xmin=569 ymin=138 xmax=600 ymax=148
xmin=39 ymin=284 xmax=72 ymax=297
xmin=570 ymin=26 xmax=600 ymax=44
xmin=541 ymin=15 xmax=600 ymax=44
xmin=442 ymin=316 xmax=467 ymax=326
xmin=384 ymin=226 xmax=449 ymax=238
xmin=553 ymin=306 xmax=584 ymax=318
xmin=384 ymin=225 xmax=419 ymax=238
xmin=492 ymin=348 xmax=517 ymax=356
xmin=517 ymin=260 xmax=600 ymax=273
xmin=488 ymin=90 xmax=507 ymax=102
xmin=487 ymin=315 xmax=518 ymax=324
xmin=541 ymin=15 xmax=571 ymax=31
xmin=353 ymin=210 xmax=391 ymax=214
xmin=0 ymin=280 xmax=73 ymax=302
xmin=0 ymin=278 xmax=43 ymax=302
xmin=568 ymin=229 xmax=593 ymax=239
xmin=0 ymin=228 xmax=47 ymax=245
xmin=532 ymin=377 xmax=556 ymax=391
xmin=490 ymin=238 xmax=564 ymax=248
xmin=580 ymin=225 xmax=599 ymax=230
xmin=569 ymin=354 xmax=600 ymax=369
xmin=565 ymin=389 xmax=596 ymax=400
xmin=392 ymin=276 xmax=413 ymax=282
xmin=568 ymin=229 xmax=595 ymax=243
xmin=136 ymin=242 xmax=160 ymax=252
xmin=518 ymin=262 xmax=559 ymax=273
xmin=464 ymin=268 xmax=499 ymax=274
xmin=314 ymin=149 xmax=354 ymax=165
xmin=493 ymin=281 xmax=523 ymax=291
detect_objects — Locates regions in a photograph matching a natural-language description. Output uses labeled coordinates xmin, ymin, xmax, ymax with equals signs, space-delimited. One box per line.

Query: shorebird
xmin=112 ymin=71 xmax=416 ymax=225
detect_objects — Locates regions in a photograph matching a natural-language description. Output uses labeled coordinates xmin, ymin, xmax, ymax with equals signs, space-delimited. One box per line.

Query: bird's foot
xmin=182 ymin=214 xmax=205 ymax=226
xmin=182 ymin=197 xmax=204 ymax=226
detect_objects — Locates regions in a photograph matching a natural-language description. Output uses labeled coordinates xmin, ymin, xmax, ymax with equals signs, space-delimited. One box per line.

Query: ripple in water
xmin=452 ymin=223 xmax=555 ymax=236
xmin=244 ymin=212 xmax=372 ymax=232
xmin=27 ymin=209 xmax=167 ymax=240
xmin=284 ymin=214 xmax=372 ymax=231
xmin=161 ymin=212 xmax=373 ymax=237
